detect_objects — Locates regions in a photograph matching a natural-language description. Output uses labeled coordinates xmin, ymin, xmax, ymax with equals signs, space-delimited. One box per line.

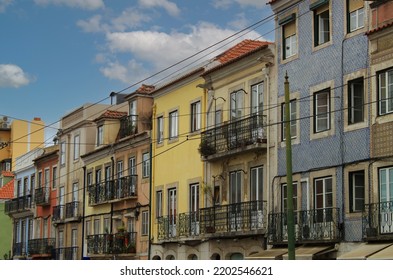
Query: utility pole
xmin=284 ymin=72 xmax=295 ymax=260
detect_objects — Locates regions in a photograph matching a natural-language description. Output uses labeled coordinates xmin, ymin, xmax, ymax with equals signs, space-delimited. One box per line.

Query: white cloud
xmin=0 ymin=64 xmax=31 ymax=88
xmin=34 ymin=0 xmax=104 ymax=10
xmin=228 ymin=13 xmax=249 ymax=29
xmin=100 ymin=60 xmax=148 ymax=84
xmin=138 ymin=0 xmax=180 ymax=17
xmin=77 ymin=15 xmax=105 ymax=33
xmin=0 ymin=0 xmax=13 ymax=13
xmin=212 ymin=0 xmax=267 ymax=9
xmin=104 ymin=22 xmax=262 ymax=80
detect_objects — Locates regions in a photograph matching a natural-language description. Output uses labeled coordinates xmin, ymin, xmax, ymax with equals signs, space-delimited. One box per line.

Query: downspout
xmin=148 ymin=104 xmax=156 ymax=260
xmin=81 ymin=166 xmax=86 ymax=259
xmin=264 ymin=63 xmax=271 ymax=216
xmin=110 ymin=156 xmax=114 ymax=235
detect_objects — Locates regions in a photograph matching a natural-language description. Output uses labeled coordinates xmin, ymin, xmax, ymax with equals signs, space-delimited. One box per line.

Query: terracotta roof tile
xmin=99 ymin=110 xmax=128 ymax=120
xmin=0 ymin=179 xmax=14 ymax=199
xmin=216 ymin=39 xmax=271 ymax=64
xmin=366 ymin=21 xmax=393 ymax=36
xmin=136 ymin=84 xmax=155 ymax=94
xmin=267 ymin=0 xmax=278 ymax=4
xmin=1 ymin=171 xmax=14 ymax=177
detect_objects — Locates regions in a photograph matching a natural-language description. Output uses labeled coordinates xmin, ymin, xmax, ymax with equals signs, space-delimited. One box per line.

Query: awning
xmin=282 ymin=246 xmax=333 ymax=260
xmin=337 ymin=243 xmax=392 ymax=260
xmin=367 ymin=244 xmax=393 ymax=260
xmin=246 ymin=248 xmax=288 ymax=260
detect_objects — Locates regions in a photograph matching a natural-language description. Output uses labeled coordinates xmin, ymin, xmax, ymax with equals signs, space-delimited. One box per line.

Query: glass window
xmin=142 ymin=211 xmax=149 ymax=235
xmin=73 ymin=135 xmax=80 ymax=160
xmin=129 ymin=156 xmax=136 ymax=175
xmin=282 ymin=182 xmax=298 ymax=212
xmin=60 ymin=141 xmax=66 ymax=165
xmin=251 ymin=82 xmax=264 ymax=115
xmin=282 ymin=20 xmax=297 ymax=59
xmin=348 ymin=0 xmax=364 ymax=32
xmin=349 ymin=171 xmax=365 ymax=212
xmin=191 ymin=101 xmax=201 ymax=132
xmin=348 ymin=78 xmax=364 ymax=124
xmin=156 ymin=190 xmax=163 ymax=218
xmin=52 ymin=166 xmax=57 ymax=189
xmin=142 ymin=152 xmax=150 ymax=178
xmin=314 ymin=89 xmax=330 ymax=133
xmin=169 ymin=110 xmax=178 ymax=139
xmin=314 ymin=6 xmax=330 ymax=46
xmin=230 ymin=90 xmax=244 ymax=121
xmin=378 ymin=68 xmax=393 ymax=115
xmin=157 ymin=116 xmax=164 ymax=144
xmin=282 ymin=99 xmax=297 ymax=140
xmin=97 ymin=125 xmax=103 ymax=146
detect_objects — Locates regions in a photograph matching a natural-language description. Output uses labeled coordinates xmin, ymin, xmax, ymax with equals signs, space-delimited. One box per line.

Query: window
xmin=86 ymin=220 xmax=91 ymax=236
xmin=168 ymin=188 xmax=177 ymax=236
xmin=129 ymin=156 xmax=136 ymax=175
xmin=379 ymin=167 xmax=393 ymax=203
xmin=314 ymin=176 xmax=333 ymax=222
xmin=52 ymin=166 xmax=57 ymax=189
xmin=157 ymin=116 xmax=164 ymax=144
xmin=44 ymin=169 xmax=49 ymax=191
xmin=97 ymin=125 xmax=103 ymax=146
xmin=250 ymin=166 xmax=263 ymax=202
xmin=282 ymin=182 xmax=298 ymax=212
xmin=142 ymin=152 xmax=150 ymax=178
xmin=378 ymin=68 xmax=393 ymax=115
xmin=142 ymin=211 xmax=149 ymax=235
xmin=38 ymin=171 xmax=42 ymax=188
xmin=348 ymin=78 xmax=364 ymax=124
xmin=73 ymin=135 xmax=80 ymax=160
xmin=31 ymin=174 xmax=35 ymax=191
xmin=282 ymin=20 xmax=297 ymax=59
xmin=94 ymin=219 xmax=100 ymax=234
xmin=215 ymin=110 xmax=222 ymax=126
xmin=156 ymin=190 xmax=163 ymax=218
xmin=347 ymin=0 xmax=364 ymax=32
xmin=169 ymin=110 xmax=178 ymax=139
xmin=349 ymin=171 xmax=365 ymax=212
xmin=60 ymin=141 xmax=66 ymax=165
xmin=312 ymin=3 xmax=330 ymax=46
xmin=314 ymin=89 xmax=330 ymax=133
xmin=129 ymin=100 xmax=137 ymax=128
xmin=127 ymin=217 xmax=135 ymax=233
xmin=251 ymin=82 xmax=264 ymax=115
xmin=229 ymin=171 xmax=242 ymax=204
xmin=189 ymin=183 xmax=199 ymax=214
xmin=191 ymin=101 xmax=201 ymax=132
xmin=282 ymin=99 xmax=297 ymax=140
xmin=117 ymin=160 xmax=123 ymax=179
xmin=230 ymin=90 xmax=244 ymax=121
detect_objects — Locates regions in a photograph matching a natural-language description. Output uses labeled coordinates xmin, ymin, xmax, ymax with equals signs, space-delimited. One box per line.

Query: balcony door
xmin=379 ymin=167 xmax=393 ymax=234
xmin=105 ymin=166 xmax=111 ymax=200
xmin=72 ymin=183 xmax=78 ymax=218
xmin=117 ymin=160 xmax=123 ymax=198
xmin=59 ymin=186 xmax=65 ymax=219
xmin=189 ymin=183 xmax=199 ymax=235
xmin=229 ymin=171 xmax=242 ymax=231
xmin=168 ymin=188 xmax=177 ymax=237
xmin=313 ymin=177 xmax=333 ymax=239
xmin=250 ymin=166 xmax=264 ymax=229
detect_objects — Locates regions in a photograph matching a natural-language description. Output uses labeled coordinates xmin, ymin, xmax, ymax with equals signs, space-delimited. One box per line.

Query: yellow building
xmin=150 ymin=40 xmax=277 ymax=260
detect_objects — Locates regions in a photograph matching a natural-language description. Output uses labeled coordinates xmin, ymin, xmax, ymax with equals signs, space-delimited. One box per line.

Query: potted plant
xmin=198 ymin=138 xmax=216 ymax=157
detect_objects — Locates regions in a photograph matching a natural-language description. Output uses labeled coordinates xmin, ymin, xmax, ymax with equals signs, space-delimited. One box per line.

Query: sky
xmin=0 ymin=0 xmax=274 ymax=144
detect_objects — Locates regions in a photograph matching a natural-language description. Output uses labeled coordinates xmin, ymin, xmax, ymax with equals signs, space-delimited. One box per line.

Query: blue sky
xmin=0 ymin=0 xmax=274 ymax=143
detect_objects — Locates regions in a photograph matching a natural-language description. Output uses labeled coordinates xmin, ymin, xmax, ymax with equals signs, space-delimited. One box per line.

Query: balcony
xmin=86 ymin=232 xmax=136 ymax=255
xmin=199 ymin=115 xmax=267 ymax=161
xmin=53 ymin=247 xmax=78 ymax=260
xmin=34 ymin=187 xmax=50 ymax=206
xmin=268 ymin=208 xmax=341 ymax=245
xmin=28 ymin=238 xmax=55 ymax=256
xmin=157 ymin=200 xmax=267 ymax=241
xmin=52 ymin=201 xmax=81 ymax=223
xmin=13 ymin=242 xmax=27 ymax=257
xmin=119 ymin=115 xmax=138 ymax=139
xmin=5 ymin=195 xmax=32 ymax=215
xmin=88 ymin=175 xmax=137 ymax=205
xmin=363 ymin=201 xmax=393 ymax=241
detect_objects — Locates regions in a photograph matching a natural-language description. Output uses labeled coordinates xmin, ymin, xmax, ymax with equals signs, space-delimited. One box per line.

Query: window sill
xmin=310 ymin=129 xmax=334 ymax=140
xmin=344 ymin=121 xmax=368 ymax=133
xmin=312 ymin=40 xmax=332 ymax=53
xmin=281 ymin=53 xmax=299 ymax=65
xmin=345 ymin=27 xmax=366 ymax=39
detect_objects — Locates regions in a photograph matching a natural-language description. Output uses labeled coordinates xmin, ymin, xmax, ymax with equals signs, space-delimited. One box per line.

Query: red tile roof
xmin=216 ymin=39 xmax=271 ymax=64
xmin=366 ymin=21 xmax=393 ymax=36
xmin=0 ymin=179 xmax=14 ymax=199
xmin=99 ymin=110 xmax=128 ymax=119
xmin=136 ymin=84 xmax=155 ymax=94
xmin=1 ymin=171 xmax=14 ymax=177
xmin=267 ymin=0 xmax=278 ymax=4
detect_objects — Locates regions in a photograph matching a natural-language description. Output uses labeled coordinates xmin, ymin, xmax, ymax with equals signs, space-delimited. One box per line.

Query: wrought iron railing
xmin=88 ymin=175 xmax=137 ymax=205
xmin=268 ymin=207 xmax=341 ymax=244
xmin=86 ymin=232 xmax=136 ymax=255
xmin=28 ymin=238 xmax=55 ymax=255
xmin=5 ymin=195 xmax=32 ymax=214
xmin=52 ymin=202 xmax=80 ymax=222
xmin=13 ymin=242 xmax=26 ymax=257
xmin=34 ymin=187 xmax=50 ymax=205
xmin=157 ymin=200 xmax=267 ymax=240
xmin=119 ymin=115 xmax=138 ymax=139
xmin=199 ymin=115 xmax=267 ymax=157
xmin=363 ymin=201 xmax=393 ymax=240
xmin=53 ymin=247 xmax=78 ymax=260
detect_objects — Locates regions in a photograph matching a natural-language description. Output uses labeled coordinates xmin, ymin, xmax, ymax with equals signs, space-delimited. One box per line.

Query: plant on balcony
xmin=198 ymin=138 xmax=216 ymax=157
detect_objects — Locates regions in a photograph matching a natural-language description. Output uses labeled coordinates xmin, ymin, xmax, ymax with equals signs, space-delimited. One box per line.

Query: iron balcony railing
xmin=199 ymin=114 xmax=267 ymax=157
xmin=363 ymin=201 xmax=393 ymax=240
xmin=86 ymin=232 xmax=136 ymax=255
xmin=13 ymin=242 xmax=27 ymax=257
xmin=119 ymin=115 xmax=138 ymax=139
xmin=28 ymin=238 xmax=55 ymax=256
xmin=34 ymin=187 xmax=50 ymax=205
xmin=52 ymin=201 xmax=80 ymax=223
xmin=268 ymin=207 xmax=341 ymax=244
xmin=53 ymin=247 xmax=78 ymax=260
xmin=5 ymin=195 xmax=32 ymax=214
xmin=88 ymin=175 xmax=137 ymax=205
xmin=157 ymin=200 xmax=267 ymax=240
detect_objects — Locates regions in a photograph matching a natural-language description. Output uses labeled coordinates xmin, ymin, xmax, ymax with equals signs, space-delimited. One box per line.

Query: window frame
xmin=313 ymin=89 xmax=331 ymax=133
xmin=73 ymin=134 xmax=80 ymax=160
xmin=190 ymin=101 xmax=201 ymax=132
xmin=230 ymin=90 xmax=244 ymax=121
xmin=378 ymin=68 xmax=393 ymax=116
xmin=157 ymin=115 xmax=164 ymax=144
xmin=312 ymin=4 xmax=330 ymax=47
xmin=142 ymin=152 xmax=150 ymax=178
xmin=169 ymin=110 xmax=178 ymax=140
xmin=348 ymin=77 xmax=364 ymax=124
xmin=156 ymin=190 xmax=163 ymax=218
xmin=251 ymin=82 xmax=264 ymax=115
xmin=281 ymin=99 xmax=297 ymax=140
xmin=349 ymin=170 xmax=365 ymax=213
xmin=97 ymin=125 xmax=103 ymax=146
xmin=141 ymin=211 xmax=149 ymax=236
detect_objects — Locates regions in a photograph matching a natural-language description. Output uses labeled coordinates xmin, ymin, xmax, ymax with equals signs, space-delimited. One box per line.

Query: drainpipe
xmin=264 ymin=63 xmax=271 ymax=217
xmin=81 ymin=166 xmax=86 ymax=259
xmin=148 ymin=141 xmax=152 ymax=260
xmin=110 ymin=157 xmax=114 ymax=235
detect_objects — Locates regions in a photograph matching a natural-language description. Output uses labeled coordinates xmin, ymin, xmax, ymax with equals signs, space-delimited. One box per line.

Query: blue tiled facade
xmin=273 ymin=0 xmax=369 ymax=243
